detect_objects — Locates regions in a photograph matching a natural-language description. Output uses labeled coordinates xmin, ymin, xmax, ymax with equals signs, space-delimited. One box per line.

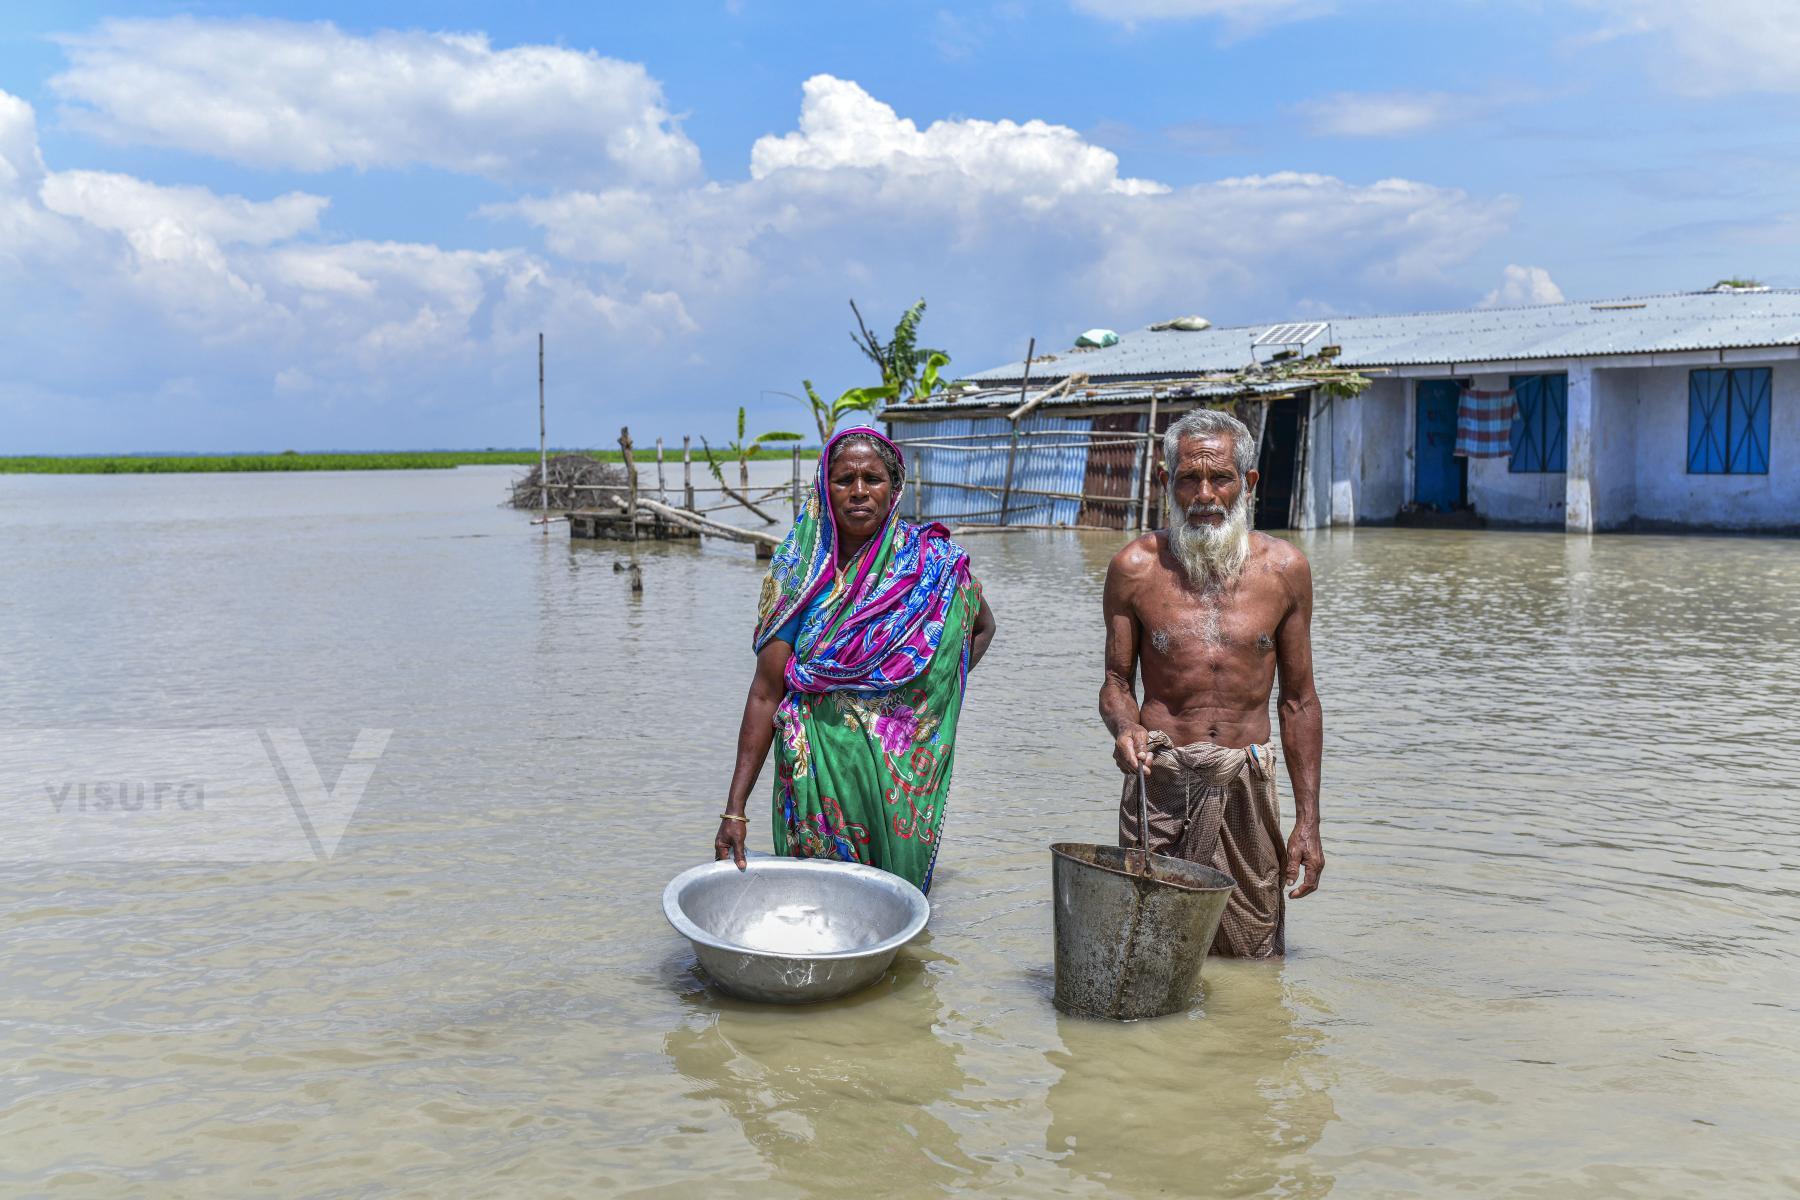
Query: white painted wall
xmin=1293 ymin=390 xmax=1334 ymax=530
xmin=1360 ymin=379 xmax=1407 ymax=521
xmin=1633 ymin=358 xmax=1798 ymax=530
xmin=1329 ymin=382 xmax=1361 ymax=526
xmin=1317 ymin=356 xmax=1794 ymax=532
xmin=1463 ymin=371 xmax=1565 ymax=526
xmin=1587 ymin=367 xmax=1640 ymax=530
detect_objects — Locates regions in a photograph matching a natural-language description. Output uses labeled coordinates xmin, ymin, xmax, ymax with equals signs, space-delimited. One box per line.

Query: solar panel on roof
xmin=1252 ymin=321 xmax=1329 ymax=347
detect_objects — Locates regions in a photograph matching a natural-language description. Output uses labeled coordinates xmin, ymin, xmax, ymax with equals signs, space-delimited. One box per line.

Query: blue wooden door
xmin=1415 ymin=380 xmax=1464 ymax=511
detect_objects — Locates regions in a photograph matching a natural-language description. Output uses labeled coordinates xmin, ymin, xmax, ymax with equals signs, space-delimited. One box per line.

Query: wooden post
xmin=682 ymin=436 xmax=695 ymax=511
xmin=655 ymin=437 xmax=668 ymax=504
xmin=998 ymin=337 xmax=1035 ymax=526
xmin=619 ymin=426 xmax=638 ymax=542
xmin=1139 ymin=389 xmax=1160 ymax=531
xmin=791 ymin=446 xmax=802 ymax=518
xmin=537 ymin=332 xmax=548 ymax=519
xmin=912 ymin=444 xmax=923 ymax=522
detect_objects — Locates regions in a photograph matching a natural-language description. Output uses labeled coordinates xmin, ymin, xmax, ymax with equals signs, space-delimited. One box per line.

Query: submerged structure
xmin=883 ymin=287 xmax=1799 ymax=533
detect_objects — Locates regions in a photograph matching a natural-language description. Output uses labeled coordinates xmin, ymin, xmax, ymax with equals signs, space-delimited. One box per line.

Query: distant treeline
xmin=0 ymin=447 xmax=814 ymax=475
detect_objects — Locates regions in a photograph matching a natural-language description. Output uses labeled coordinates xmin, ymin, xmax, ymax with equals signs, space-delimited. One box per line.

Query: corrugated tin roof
xmin=960 ymin=289 xmax=1800 ymax=384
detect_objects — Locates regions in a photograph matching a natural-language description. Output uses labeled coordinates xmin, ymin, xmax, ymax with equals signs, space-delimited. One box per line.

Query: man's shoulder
xmin=1249 ymin=533 xmax=1312 ymax=592
xmin=1250 ymin=531 xmax=1307 ymax=567
xmin=1107 ymin=531 xmax=1164 ymax=578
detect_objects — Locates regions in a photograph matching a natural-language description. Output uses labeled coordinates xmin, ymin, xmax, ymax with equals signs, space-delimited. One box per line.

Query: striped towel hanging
xmin=1455 ymin=388 xmax=1516 ymax=458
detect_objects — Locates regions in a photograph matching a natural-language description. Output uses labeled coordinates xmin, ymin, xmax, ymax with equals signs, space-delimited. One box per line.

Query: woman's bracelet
xmin=718 ymin=812 xmax=749 ymax=823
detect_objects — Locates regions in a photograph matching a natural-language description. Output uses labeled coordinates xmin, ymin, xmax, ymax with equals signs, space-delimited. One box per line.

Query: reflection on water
xmin=0 ymin=468 xmax=1796 ymax=1197
xmin=664 ymin=939 xmax=982 ymax=1193
xmin=1045 ymin=965 xmax=1335 ymax=1198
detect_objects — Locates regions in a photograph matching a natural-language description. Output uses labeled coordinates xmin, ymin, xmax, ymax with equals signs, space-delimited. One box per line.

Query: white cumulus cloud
xmin=1481 ymin=264 xmax=1566 ymax=308
xmin=42 ymin=171 xmax=328 ymax=245
xmin=50 ymin=18 xmax=700 ymax=187
xmin=749 ymin=75 xmax=1167 ymax=197
xmin=501 ymin=78 xmax=1512 ymax=363
xmin=1572 ymin=0 xmax=1800 ymax=95
xmin=5 ymin=40 xmax=1519 ymax=452
xmin=0 ymin=85 xmax=698 ymax=451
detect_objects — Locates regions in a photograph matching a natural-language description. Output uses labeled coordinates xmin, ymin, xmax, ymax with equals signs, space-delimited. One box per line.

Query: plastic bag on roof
xmin=1075 ymin=328 xmax=1120 ymax=348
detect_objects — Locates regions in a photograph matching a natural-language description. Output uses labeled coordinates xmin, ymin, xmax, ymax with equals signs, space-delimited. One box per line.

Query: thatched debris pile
xmin=509 ymin=454 xmax=629 ymax=510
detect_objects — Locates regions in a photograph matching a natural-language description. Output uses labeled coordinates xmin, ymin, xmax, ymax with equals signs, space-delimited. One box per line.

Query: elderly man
xmin=1099 ymin=408 xmax=1324 ymax=958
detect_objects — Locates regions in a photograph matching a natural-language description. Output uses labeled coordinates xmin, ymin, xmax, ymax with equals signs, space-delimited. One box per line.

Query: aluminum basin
xmin=663 ymin=857 xmax=930 ymax=1004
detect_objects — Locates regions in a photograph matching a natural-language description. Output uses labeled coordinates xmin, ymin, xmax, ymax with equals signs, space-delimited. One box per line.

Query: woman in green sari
xmin=715 ymin=428 xmax=996 ymax=894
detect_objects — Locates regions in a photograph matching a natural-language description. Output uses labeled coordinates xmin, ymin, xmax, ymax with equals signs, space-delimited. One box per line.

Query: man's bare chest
xmin=1134 ymin=574 xmax=1283 ymax=659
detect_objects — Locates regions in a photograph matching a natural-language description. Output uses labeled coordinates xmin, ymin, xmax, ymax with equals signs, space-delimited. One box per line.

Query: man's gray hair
xmin=1163 ymin=407 xmax=1256 ymax=478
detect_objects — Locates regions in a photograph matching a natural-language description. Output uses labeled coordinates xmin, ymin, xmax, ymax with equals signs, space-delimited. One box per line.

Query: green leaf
xmin=832 ymin=383 xmax=899 ymax=415
xmin=751 ymin=431 xmax=805 ymax=447
xmin=698 ymin=437 xmax=726 ymax=483
xmin=917 ymin=350 xmax=951 ymax=399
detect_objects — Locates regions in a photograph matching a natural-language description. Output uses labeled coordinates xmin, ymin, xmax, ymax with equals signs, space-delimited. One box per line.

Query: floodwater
xmin=1 ymin=464 xmax=1797 ymax=1198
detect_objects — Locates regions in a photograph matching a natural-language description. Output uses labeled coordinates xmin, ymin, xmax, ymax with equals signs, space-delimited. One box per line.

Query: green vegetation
xmin=783 ymin=298 xmax=957 ymax=440
xmin=0 ymin=447 xmax=810 ymax=475
xmin=1712 ymin=277 xmax=1766 ymax=290
xmin=852 ymin=298 xmax=953 ymax=406
xmin=702 ymin=407 xmax=805 ymax=490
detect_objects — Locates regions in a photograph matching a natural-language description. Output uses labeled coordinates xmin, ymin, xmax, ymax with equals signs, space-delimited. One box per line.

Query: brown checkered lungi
xmin=1118 ymin=730 xmax=1287 ymax=959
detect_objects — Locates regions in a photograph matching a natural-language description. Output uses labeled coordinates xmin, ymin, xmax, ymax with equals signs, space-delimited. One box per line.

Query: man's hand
xmin=1284 ymin=825 xmax=1323 ymax=898
xmin=1112 ymin=725 xmax=1153 ymax=775
xmin=714 ymin=817 xmax=748 ymax=870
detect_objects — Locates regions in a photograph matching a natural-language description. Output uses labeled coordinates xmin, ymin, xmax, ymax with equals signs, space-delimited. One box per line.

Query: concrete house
xmin=889 ymin=287 xmax=1798 ymax=534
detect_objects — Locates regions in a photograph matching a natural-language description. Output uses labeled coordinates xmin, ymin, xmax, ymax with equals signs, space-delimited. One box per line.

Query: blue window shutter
xmin=1730 ymin=368 xmax=1771 ymax=474
xmin=1510 ymin=374 xmax=1541 ymax=472
xmin=1544 ymin=374 xmax=1567 ymax=471
xmin=1689 ymin=370 xmax=1728 ymax=474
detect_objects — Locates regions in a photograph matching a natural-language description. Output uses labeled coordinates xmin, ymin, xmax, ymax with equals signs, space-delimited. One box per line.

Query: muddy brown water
xmin=1 ymin=464 xmax=1796 ymax=1197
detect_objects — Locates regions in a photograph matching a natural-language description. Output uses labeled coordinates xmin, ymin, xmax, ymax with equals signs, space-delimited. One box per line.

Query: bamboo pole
xmin=915 ymin=477 xmax=1144 ymax=507
xmin=615 ymin=494 xmax=782 ymax=548
xmin=949 ymin=523 xmax=1121 ymax=535
xmin=619 ymin=426 xmax=638 ymax=542
xmin=1139 ymin=390 xmax=1160 ymax=531
xmin=791 ymin=446 xmax=802 ymax=518
xmin=889 ymin=426 xmax=1155 ymax=444
xmin=655 ymin=437 xmax=668 ymax=504
xmin=537 ymin=333 xmax=547 ymax=519
xmin=719 ymin=482 xmax=779 ymax=524
xmin=682 ymin=436 xmax=695 ymax=511
xmin=998 ymin=337 xmax=1034 ymax=526
xmin=1289 ymin=394 xmax=1313 ymax=530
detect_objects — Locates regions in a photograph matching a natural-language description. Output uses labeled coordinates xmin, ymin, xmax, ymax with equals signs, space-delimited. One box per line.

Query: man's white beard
xmin=1169 ymin=491 xmax=1251 ymax=588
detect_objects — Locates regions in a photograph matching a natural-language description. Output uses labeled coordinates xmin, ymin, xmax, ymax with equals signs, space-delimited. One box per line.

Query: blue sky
xmin=1 ymin=0 xmax=1795 ymax=453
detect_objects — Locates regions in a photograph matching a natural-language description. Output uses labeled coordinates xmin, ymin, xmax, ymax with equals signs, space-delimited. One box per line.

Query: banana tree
xmin=797 ymin=379 xmax=900 ymax=441
xmin=850 ymin=299 xmax=954 ymax=405
xmin=711 ymin=406 xmax=803 ymax=491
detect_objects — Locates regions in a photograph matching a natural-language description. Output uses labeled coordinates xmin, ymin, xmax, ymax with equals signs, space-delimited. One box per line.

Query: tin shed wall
xmin=887 ymin=413 xmax=1093 ymax=526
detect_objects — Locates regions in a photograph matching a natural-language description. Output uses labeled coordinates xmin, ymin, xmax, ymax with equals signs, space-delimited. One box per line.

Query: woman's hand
xmin=719 ymin=640 xmax=792 ymax=867
xmin=969 ymin=594 xmax=997 ymax=669
xmin=714 ymin=817 xmax=748 ymax=870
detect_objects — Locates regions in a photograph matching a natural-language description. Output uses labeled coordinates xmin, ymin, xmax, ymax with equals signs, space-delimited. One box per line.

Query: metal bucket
xmin=1050 ymin=842 xmax=1235 ymax=1021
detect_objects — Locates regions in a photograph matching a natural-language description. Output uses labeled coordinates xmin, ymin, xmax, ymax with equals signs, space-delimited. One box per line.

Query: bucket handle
xmin=1135 ymin=762 xmax=1151 ymax=878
